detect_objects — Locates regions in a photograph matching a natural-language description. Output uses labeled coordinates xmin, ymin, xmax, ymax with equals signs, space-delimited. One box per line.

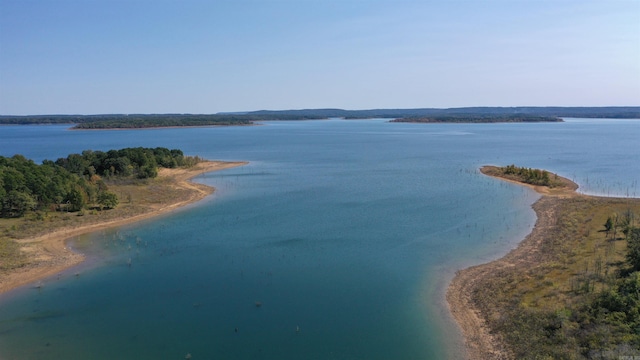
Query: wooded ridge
xmin=1 ymin=107 xmax=638 ymax=129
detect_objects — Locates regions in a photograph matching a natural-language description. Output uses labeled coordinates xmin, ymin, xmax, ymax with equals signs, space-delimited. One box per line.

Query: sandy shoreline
xmin=0 ymin=160 xmax=247 ymax=296
xmin=446 ymin=166 xmax=580 ymax=359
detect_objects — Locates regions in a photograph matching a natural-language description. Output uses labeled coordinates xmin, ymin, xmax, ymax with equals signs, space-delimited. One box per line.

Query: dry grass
xmin=521 ymin=198 xmax=638 ymax=309
xmin=469 ymin=195 xmax=640 ymax=359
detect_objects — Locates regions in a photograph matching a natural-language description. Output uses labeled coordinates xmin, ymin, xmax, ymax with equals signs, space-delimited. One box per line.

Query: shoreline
xmin=69 ymin=124 xmax=258 ymax=131
xmin=446 ymin=166 xmax=581 ymax=359
xmin=390 ymin=119 xmax=563 ymax=124
xmin=0 ymin=160 xmax=247 ymax=296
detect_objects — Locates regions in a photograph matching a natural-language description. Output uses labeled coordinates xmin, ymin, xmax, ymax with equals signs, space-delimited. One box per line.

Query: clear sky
xmin=1 ymin=0 xmax=639 ymax=115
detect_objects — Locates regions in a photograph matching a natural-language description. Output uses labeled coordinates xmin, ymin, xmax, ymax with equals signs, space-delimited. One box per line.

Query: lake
xmin=0 ymin=118 xmax=638 ymax=359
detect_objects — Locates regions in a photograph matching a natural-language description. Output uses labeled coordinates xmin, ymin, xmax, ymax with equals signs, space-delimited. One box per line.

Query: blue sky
xmin=1 ymin=0 xmax=639 ymax=115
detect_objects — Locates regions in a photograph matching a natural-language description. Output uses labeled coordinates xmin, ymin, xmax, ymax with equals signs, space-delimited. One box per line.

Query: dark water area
xmin=0 ymin=118 xmax=638 ymax=359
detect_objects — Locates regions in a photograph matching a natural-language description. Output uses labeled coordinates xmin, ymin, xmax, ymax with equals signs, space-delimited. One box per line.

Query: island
xmin=389 ymin=115 xmax=563 ymax=123
xmin=0 ymin=148 xmax=247 ymax=294
xmin=448 ymin=165 xmax=640 ymax=359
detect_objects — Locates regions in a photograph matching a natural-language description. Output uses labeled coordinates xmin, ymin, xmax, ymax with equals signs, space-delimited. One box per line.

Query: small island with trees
xmin=480 ymin=164 xmax=579 ymax=190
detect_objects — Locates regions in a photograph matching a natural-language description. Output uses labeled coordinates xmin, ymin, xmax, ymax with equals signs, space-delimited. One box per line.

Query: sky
xmin=0 ymin=0 xmax=639 ymax=115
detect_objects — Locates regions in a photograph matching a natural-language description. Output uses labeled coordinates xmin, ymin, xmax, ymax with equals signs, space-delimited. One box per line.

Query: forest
xmin=246 ymin=106 xmax=640 ymax=119
xmin=0 ymin=147 xmax=197 ymax=218
xmin=389 ymin=114 xmax=562 ymax=123
xmin=0 ymin=113 xmax=323 ymax=129
xmin=1 ymin=107 xmax=638 ymax=129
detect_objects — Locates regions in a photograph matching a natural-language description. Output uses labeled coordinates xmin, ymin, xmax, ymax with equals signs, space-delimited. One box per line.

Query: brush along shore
xmin=448 ymin=165 xmax=640 ymax=359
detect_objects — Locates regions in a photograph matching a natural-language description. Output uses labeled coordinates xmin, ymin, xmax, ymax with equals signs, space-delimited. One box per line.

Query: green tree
xmin=97 ymin=191 xmax=119 ymax=210
xmin=3 ymin=190 xmax=37 ymax=217
xmin=56 ymin=153 xmax=89 ymax=176
xmin=626 ymin=227 xmax=640 ymax=272
xmin=66 ymin=188 xmax=86 ymax=212
xmin=0 ymin=170 xmax=6 ymax=201
xmin=138 ymin=164 xmax=157 ymax=179
xmin=0 ymin=166 xmax=26 ymax=193
xmin=604 ymin=216 xmax=614 ymax=233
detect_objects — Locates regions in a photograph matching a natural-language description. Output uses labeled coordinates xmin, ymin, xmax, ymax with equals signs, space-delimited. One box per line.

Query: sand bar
xmin=0 ymin=160 xmax=247 ymax=296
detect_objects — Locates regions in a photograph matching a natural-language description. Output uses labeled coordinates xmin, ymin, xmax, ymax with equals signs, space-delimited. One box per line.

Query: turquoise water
xmin=0 ymin=118 xmax=638 ymax=359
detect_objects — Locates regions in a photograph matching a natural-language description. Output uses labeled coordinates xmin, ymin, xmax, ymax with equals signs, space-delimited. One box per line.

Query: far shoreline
xmin=0 ymin=160 xmax=248 ymax=296
xmin=68 ymin=123 xmax=259 ymax=131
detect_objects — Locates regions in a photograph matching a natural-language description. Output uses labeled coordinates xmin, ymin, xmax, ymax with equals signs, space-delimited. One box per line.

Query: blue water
xmin=0 ymin=118 xmax=638 ymax=359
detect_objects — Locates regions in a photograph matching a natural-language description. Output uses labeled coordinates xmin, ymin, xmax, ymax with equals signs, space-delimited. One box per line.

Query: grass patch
xmin=0 ymin=238 xmax=28 ymax=272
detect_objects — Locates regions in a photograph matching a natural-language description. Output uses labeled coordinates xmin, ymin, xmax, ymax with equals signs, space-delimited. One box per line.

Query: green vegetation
xmin=484 ymin=164 xmax=571 ymax=188
xmin=0 ymin=147 xmax=198 ymax=218
xmin=473 ymin=197 xmax=640 ymax=359
xmin=1 ymin=107 xmax=638 ymax=129
xmin=0 ymin=114 xmax=324 ymax=129
xmin=500 ymin=164 xmax=554 ymax=186
xmin=0 ymin=149 xmax=220 ymax=275
xmin=73 ymin=115 xmax=254 ymax=129
xmin=390 ymin=114 xmax=562 ymax=123
xmin=247 ymin=107 xmax=640 ymax=119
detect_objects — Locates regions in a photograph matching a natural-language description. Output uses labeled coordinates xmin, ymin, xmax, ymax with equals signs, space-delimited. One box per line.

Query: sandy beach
xmin=446 ymin=166 xmax=581 ymax=359
xmin=0 ymin=160 xmax=247 ymax=296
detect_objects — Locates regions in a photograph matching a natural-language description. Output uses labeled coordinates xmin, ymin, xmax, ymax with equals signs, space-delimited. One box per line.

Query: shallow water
xmin=0 ymin=118 xmax=638 ymax=359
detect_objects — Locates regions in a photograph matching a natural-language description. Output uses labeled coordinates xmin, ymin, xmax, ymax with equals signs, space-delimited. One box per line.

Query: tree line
xmin=0 ymin=114 xmax=324 ymax=129
xmin=2 ymin=107 xmax=638 ymax=129
xmin=390 ymin=114 xmax=562 ymax=123
xmin=500 ymin=164 xmax=555 ymax=186
xmin=0 ymin=147 xmax=197 ymax=218
xmin=245 ymin=107 xmax=640 ymax=119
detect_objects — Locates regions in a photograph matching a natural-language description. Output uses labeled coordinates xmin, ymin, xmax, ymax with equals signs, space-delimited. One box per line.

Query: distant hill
xmin=246 ymin=106 xmax=640 ymax=119
xmin=390 ymin=114 xmax=563 ymax=123
xmin=1 ymin=107 xmax=638 ymax=128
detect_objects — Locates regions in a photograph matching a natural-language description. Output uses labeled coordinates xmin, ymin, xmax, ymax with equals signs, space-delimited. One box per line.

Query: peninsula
xmin=448 ymin=165 xmax=640 ymax=359
xmin=0 ymin=153 xmax=247 ymax=295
